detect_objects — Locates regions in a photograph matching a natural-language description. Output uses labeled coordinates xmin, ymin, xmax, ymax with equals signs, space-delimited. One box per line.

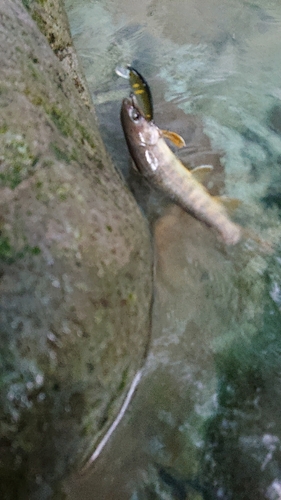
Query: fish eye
xmin=129 ymin=107 xmax=141 ymax=122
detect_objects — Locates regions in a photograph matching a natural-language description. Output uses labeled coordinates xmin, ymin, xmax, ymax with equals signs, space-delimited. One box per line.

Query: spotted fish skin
xmin=121 ymin=96 xmax=241 ymax=246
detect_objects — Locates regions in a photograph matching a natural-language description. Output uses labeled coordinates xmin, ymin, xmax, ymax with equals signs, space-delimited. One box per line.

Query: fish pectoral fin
xmin=215 ymin=195 xmax=242 ymax=212
xmin=161 ymin=129 xmax=186 ymax=148
xmin=191 ymin=164 xmax=213 ymax=182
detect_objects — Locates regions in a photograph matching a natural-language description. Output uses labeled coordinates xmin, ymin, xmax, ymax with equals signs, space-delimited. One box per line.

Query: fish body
xmin=121 ymin=96 xmax=241 ymax=245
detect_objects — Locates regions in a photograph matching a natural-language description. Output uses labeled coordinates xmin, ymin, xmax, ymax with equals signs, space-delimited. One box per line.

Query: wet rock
xmin=0 ymin=1 xmax=152 ymax=498
xmin=25 ymin=0 xmax=92 ymax=108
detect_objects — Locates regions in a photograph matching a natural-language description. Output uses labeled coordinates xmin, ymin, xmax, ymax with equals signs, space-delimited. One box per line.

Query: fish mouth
xmin=122 ymin=96 xmax=134 ymax=112
xmin=122 ymin=94 xmax=144 ymax=116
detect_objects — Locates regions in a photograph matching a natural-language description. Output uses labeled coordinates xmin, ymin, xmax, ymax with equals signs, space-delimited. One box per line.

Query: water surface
xmin=64 ymin=1 xmax=281 ymax=498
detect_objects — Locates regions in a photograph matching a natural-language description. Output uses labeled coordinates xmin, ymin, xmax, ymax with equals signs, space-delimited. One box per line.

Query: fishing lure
xmin=128 ymin=65 xmax=154 ymax=121
xmin=116 ymin=64 xmax=154 ymax=121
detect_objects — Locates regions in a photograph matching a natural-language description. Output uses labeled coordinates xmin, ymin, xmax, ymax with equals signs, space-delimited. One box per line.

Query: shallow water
xmin=64 ymin=1 xmax=281 ymax=498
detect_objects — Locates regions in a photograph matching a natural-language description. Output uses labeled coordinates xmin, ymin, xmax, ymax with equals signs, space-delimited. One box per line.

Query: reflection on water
xmin=64 ymin=0 xmax=281 ymax=498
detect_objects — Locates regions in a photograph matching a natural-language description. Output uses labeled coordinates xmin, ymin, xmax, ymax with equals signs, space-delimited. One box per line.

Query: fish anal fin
xmin=161 ymin=129 xmax=186 ymax=148
xmin=215 ymin=195 xmax=242 ymax=213
xmin=191 ymin=164 xmax=213 ymax=183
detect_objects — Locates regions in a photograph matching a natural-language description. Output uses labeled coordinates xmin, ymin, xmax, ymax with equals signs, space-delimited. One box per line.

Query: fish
xmin=120 ymin=95 xmax=242 ymax=246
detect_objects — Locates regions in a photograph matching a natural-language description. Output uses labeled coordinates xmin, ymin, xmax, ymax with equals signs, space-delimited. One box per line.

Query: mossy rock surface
xmin=0 ymin=1 xmax=152 ymax=498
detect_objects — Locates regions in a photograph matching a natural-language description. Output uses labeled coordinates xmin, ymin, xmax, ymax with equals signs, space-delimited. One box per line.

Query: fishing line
xmin=81 ymin=369 xmax=143 ymax=472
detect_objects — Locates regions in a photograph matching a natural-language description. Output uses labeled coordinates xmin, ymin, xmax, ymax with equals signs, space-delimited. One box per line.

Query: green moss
xmin=0 ymin=133 xmax=38 ymax=189
xmin=22 ymin=0 xmax=31 ymax=9
xmin=31 ymin=246 xmax=41 ymax=255
xmin=34 ymin=180 xmax=48 ymax=202
xmin=48 ymin=106 xmax=73 ymax=136
xmin=31 ymin=9 xmax=46 ymax=34
xmin=31 ymin=95 xmax=44 ymax=106
xmin=75 ymin=122 xmax=96 ymax=150
xmin=117 ymin=367 xmax=129 ymax=393
xmin=127 ymin=292 xmax=136 ymax=303
xmin=24 ymin=97 xmax=93 ymax=153
xmin=56 ymin=186 xmax=69 ymax=201
xmin=0 ymin=168 xmax=22 ymax=190
xmin=27 ymin=60 xmax=41 ymax=81
xmin=42 ymin=159 xmax=54 ymax=168
xmin=24 ymin=84 xmax=44 ymax=108
xmin=70 ymin=148 xmax=78 ymax=162
xmin=0 ymin=233 xmax=41 ymax=264
xmin=95 ymin=159 xmax=104 ymax=171
xmin=0 ymin=235 xmax=14 ymax=264
xmin=0 ymin=124 xmax=8 ymax=134
xmin=23 ymin=0 xmax=46 ymax=9
xmin=51 ymin=144 xmax=71 ymax=163
xmin=0 ymin=83 xmax=9 ymax=96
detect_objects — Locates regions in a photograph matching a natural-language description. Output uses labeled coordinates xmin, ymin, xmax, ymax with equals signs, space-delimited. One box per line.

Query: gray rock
xmin=0 ymin=1 xmax=152 ymax=498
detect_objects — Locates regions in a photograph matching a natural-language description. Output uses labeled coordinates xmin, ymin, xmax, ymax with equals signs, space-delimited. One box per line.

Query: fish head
xmin=121 ymin=96 xmax=160 ymax=147
xmin=121 ymin=95 xmax=161 ymax=174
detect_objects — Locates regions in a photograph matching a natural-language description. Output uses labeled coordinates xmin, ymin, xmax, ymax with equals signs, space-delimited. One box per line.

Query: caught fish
xmin=121 ymin=96 xmax=242 ymax=245
xmin=116 ymin=65 xmax=154 ymax=121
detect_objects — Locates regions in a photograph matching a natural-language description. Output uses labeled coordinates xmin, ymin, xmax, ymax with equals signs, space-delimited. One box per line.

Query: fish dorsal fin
xmin=215 ymin=195 xmax=242 ymax=213
xmin=161 ymin=129 xmax=186 ymax=148
xmin=191 ymin=164 xmax=213 ymax=183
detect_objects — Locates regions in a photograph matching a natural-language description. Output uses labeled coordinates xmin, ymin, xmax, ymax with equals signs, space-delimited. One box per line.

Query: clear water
xmin=64 ymin=1 xmax=281 ymax=498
